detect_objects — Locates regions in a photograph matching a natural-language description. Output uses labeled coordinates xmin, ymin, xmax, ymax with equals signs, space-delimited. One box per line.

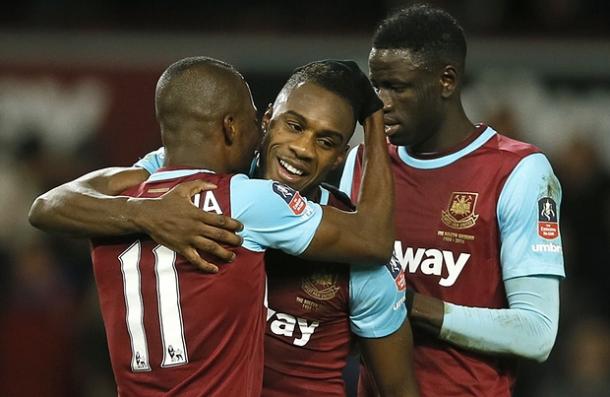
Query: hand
xmin=131 ymin=180 xmax=243 ymax=273
xmin=406 ymin=290 xmax=444 ymax=336
xmin=324 ymin=60 xmax=383 ymax=123
xmin=290 ymin=60 xmax=383 ymax=123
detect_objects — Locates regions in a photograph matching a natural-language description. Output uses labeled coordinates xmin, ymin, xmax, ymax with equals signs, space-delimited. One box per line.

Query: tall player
xmin=30 ymin=60 xmax=419 ymax=396
xmin=339 ymin=5 xmax=565 ymax=397
xmin=31 ymin=56 xmax=397 ymax=396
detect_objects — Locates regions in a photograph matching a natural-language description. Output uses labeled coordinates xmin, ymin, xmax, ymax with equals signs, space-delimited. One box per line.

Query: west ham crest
xmin=441 ymin=192 xmax=479 ymax=229
xmin=301 ymin=270 xmax=340 ymax=301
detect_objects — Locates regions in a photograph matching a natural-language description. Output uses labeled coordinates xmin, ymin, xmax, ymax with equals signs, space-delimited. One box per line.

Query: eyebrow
xmin=283 ymin=110 xmax=347 ymax=143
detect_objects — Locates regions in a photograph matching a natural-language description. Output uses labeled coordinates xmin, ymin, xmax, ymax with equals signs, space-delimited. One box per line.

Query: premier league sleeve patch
xmin=272 ymin=182 xmax=306 ymax=215
xmin=538 ymin=197 xmax=559 ymax=239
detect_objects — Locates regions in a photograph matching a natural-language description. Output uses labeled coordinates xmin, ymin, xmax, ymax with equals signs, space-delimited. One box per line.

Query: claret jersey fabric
xmin=91 ymin=168 xmax=323 ymax=397
xmin=340 ymin=126 xmax=565 ymax=397
xmin=263 ymin=185 xmax=406 ymax=397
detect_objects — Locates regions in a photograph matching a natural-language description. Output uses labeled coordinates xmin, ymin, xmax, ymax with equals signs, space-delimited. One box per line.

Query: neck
xmin=164 ymin=146 xmax=231 ymax=174
xmin=410 ymin=103 xmax=474 ymax=155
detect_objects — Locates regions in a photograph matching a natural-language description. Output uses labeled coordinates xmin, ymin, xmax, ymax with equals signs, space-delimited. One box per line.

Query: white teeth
xmin=279 ymin=159 xmax=304 ymax=176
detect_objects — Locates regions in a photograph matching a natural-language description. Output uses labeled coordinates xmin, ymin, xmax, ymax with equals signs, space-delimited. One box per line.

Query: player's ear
xmin=440 ymin=65 xmax=457 ymax=99
xmin=223 ymin=113 xmax=236 ymax=145
xmin=261 ymin=103 xmax=273 ymax=135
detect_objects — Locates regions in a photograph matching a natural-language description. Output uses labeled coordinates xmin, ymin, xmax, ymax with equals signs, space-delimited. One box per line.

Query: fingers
xmin=182 ymin=248 xmax=219 ymax=273
xmin=198 ymin=212 xmax=243 ymax=232
xmin=170 ymin=180 xmax=218 ymax=198
xmin=200 ymin=225 xmax=243 ymax=247
xmin=191 ymin=236 xmax=237 ymax=263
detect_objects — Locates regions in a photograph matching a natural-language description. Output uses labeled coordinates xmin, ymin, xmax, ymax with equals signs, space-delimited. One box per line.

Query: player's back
xmin=91 ymin=169 xmax=266 ymax=397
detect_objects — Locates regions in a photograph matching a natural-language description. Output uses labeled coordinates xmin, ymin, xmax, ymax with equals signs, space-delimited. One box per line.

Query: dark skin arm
xmin=28 ymin=166 xmax=243 ymax=273
xmin=301 ymin=110 xmax=395 ymax=264
xmin=29 ymin=111 xmax=392 ymax=269
xmin=359 ymin=319 xmax=420 ymax=397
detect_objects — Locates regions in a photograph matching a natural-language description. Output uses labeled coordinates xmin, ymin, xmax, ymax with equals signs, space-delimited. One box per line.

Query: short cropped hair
xmin=157 ymin=56 xmax=241 ymax=93
xmin=372 ymin=4 xmax=467 ymax=70
xmin=282 ymin=60 xmax=363 ymax=121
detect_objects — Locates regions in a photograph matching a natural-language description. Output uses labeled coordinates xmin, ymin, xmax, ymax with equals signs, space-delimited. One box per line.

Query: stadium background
xmin=1 ymin=0 xmax=609 ymax=395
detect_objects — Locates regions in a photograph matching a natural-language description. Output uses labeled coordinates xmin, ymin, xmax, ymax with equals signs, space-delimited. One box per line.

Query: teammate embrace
xmin=30 ymin=4 xmax=564 ymax=397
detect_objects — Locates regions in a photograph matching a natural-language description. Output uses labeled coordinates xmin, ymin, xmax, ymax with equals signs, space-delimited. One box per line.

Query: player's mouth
xmin=384 ymin=123 xmax=400 ymax=137
xmin=383 ymin=117 xmax=401 ymax=137
xmin=275 ymin=157 xmax=308 ymax=183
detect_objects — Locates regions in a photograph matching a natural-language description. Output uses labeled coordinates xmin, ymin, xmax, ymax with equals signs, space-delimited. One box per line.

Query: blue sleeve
xmin=498 ymin=153 xmax=565 ymax=280
xmin=134 ymin=147 xmax=165 ymax=174
xmin=440 ymin=275 xmax=560 ymax=362
xmin=349 ymin=263 xmax=407 ymax=338
xmin=230 ymin=175 xmax=323 ymax=255
xmin=338 ymin=145 xmax=360 ymax=198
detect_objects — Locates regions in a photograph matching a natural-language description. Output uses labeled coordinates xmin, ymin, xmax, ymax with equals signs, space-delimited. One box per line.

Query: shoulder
xmin=487 ymin=131 xmax=542 ymax=160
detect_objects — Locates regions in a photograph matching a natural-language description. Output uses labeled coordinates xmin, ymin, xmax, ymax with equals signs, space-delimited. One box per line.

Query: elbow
xmin=367 ymin=237 xmax=395 ymax=264
xmin=367 ymin=226 xmax=395 ymax=264
xmin=28 ymin=196 xmax=48 ymax=229
xmin=518 ymin=327 xmax=557 ymax=363
xmin=529 ymin=337 xmax=556 ymax=363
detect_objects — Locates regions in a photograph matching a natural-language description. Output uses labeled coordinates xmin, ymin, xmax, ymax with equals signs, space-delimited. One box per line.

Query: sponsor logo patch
xmin=441 ymin=192 xmax=479 ymax=229
xmin=532 ymin=242 xmax=562 ymax=253
xmin=386 ymin=253 xmax=406 ymax=291
xmin=537 ymin=197 xmax=558 ymax=239
xmin=272 ymin=182 xmax=306 ymax=215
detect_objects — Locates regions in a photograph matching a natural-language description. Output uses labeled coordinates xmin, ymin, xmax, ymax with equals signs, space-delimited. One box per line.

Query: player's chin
xmin=388 ymin=133 xmax=410 ymax=146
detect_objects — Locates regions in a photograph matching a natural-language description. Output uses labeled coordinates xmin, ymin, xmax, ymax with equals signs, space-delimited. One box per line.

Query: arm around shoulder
xmin=29 ymin=167 xmax=150 ymax=236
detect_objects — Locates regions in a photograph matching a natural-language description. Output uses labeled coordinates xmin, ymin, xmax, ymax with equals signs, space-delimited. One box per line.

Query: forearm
xmin=360 ymin=320 xmax=420 ymax=397
xmin=352 ymin=110 xmax=395 ymax=257
xmin=29 ymin=167 xmax=150 ymax=237
xmin=439 ymin=276 xmax=560 ymax=362
xmin=302 ymin=111 xmax=394 ymax=264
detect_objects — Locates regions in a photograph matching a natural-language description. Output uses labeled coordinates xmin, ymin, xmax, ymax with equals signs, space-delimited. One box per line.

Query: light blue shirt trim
xmin=497 ymin=153 xmax=565 ymax=280
xmin=349 ymin=265 xmax=407 ymax=338
xmin=230 ymin=175 xmax=323 ymax=255
xmin=319 ymin=186 xmax=330 ymax=205
xmin=146 ymin=168 xmax=215 ymax=183
xmin=397 ymin=127 xmax=496 ymax=169
xmin=339 ymin=145 xmax=360 ymax=197
xmin=135 ymin=147 xmax=165 ymax=174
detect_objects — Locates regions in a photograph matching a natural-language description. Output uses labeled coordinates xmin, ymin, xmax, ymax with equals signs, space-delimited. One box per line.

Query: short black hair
xmin=372 ymin=4 xmax=467 ymax=70
xmin=157 ymin=56 xmax=241 ymax=92
xmin=282 ymin=60 xmax=364 ymax=121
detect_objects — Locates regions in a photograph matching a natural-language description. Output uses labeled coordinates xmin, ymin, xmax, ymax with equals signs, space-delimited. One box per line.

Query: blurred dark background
xmin=1 ymin=0 xmax=609 ymax=396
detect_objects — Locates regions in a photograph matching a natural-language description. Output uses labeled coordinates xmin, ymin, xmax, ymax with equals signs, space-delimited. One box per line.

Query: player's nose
xmin=288 ymin=132 xmax=315 ymax=160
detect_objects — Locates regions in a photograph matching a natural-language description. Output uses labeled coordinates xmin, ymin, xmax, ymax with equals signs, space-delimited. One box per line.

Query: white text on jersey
xmin=193 ymin=192 xmax=223 ymax=214
xmin=393 ymin=241 xmax=470 ymax=287
xmin=267 ymin=309 xmax=319 ymax=347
